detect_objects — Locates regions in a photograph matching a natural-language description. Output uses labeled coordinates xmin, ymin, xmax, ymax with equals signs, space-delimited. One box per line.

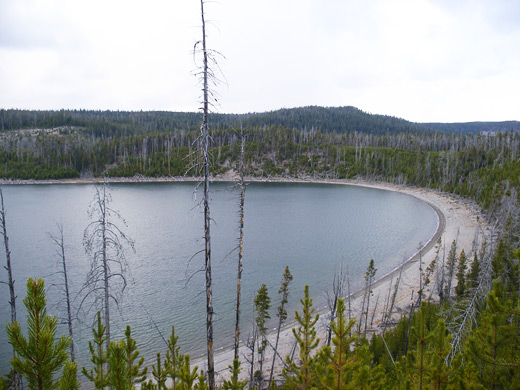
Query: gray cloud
xmin=1 ymin=0 xmax=519 ymax=122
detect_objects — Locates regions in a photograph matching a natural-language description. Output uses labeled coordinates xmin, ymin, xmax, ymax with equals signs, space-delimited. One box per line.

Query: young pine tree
xmin=254 ymin=283 xmax=271 ymax=383
xmin=455 ymin=250 xmax=468 ymax=297
xmin=6 ymin=278 xmax=77 ymax=390
xmin=319 ymin=298 xmax=356 ymax=390
xmin=284 ymin=285 xmax=320 ymax=390
xmin=82 ymin=312 xmax=108 ymax=389
xmin=222 ymin=359 xmax=247 ymax=390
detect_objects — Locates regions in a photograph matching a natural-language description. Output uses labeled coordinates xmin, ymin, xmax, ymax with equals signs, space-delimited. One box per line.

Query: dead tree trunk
xmin=81 ymin=179 xmax=134 ymax=349
xmin=234 ymin=130 xmax=246 ymax=361
xmin=50 ymin=223 xmax=75 ymax=361
xmin=0 ymin=188 xmax=16 ymax=324
xmin=199 ymin=1 xmax=215 ymax=387
xmin=0 ymin=188 xmax=22 ymax=390
xmin=326 ymin=264 xmax=347 ymax=346
xmin=268 ymin=266 xmax=293 ymax=387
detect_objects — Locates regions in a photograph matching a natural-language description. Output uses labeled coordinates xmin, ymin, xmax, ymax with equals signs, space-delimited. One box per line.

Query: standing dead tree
xmin=234 ymin=129 xmax=246 ymax=361
xmin=199 ymin=0 xmax=215 ymax=386
xmin=0 ymin=188 xmax=16 ymax=324
xmin=269 ymin=266 xmax=293 ymax=387
xmin=80 ymin=180 xmax=135 ymax=348
xmin=193 ymin=1 xmax=225 ymax=387
xmin=0 ymin=188 xmax=22 ymax=390
xmin=325 ymin=264 xmax=348 ymax=347
xmin=49 ymin=223 xmax=75 ymax=362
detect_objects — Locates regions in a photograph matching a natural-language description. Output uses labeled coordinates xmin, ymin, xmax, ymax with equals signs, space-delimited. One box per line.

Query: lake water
xmin=0 ymin=181 xmax=437 ymax=373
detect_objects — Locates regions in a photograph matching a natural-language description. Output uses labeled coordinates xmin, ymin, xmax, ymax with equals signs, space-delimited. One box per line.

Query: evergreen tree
xmin=467 ymin=280 xmax=520 ymax=389
xmin=150 ymin=353 xmax=167 ymax=389
xmin=177 ymin=355 xmax=198 ymax=390
xmin=107 ymin=325 xmax=148 ymax=389
xmin=444 ymin=240 xmax=458 ymax=300
xmin=106 ymin=340 xmax=131 ymax=390
xmin=6 ymin=278 xmax=76 ymax=390
xmin=466 ymin=253 xmax=480 ymax=292
xmin=319 ymin=298 xmax=356 ymax=390
xmin=222 ymin=359 xmax=247 ymax=390
xmin=455 ymin=250 xmax=468 ymax=297
xmin=423 ymin=319 xmax=454 ymax=390
xmin=164 ymin=326 xmax=181 ymax=388
xmin=82 ymin=311 xmax=108 ymax=389
xmin=55 ymin=360 xmax=80 ymax=390
xmin=254 ymin=283 xmax=271 ymax=383
xmin=283 ymin=285 xmax=320 ymax=390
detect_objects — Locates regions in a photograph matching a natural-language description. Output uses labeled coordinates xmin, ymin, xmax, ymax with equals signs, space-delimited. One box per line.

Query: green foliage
xmin=222 ymin=359 xmax=246 ymax=390
xmin=82 ymin=312 xmax=108 ymax=389
xmin=164 ymin=326 xmax=181 ymax=387
xmin=467 ymin=280 xmax=520 ymax=389
xmin=55 ymin=361 xmax=80 ymax=390
xmin=104 ymin=326 xmax=147 ymax=389
xmin=254 ymin=283 xmax=271 ymax=335
xmin=455 ymin=249 xmax=468 ymax=297
xmin=283 ymin=285 xmax=320 ymax=390
xmin=177 ymin=355 xmax=198 ymax=390
xmin=318 ymin=298 xmax=356 ymax=390
xmin=277 ymin=266 xmax=293 ymax=323
xmin=6 ymin=278 xmax=75 ymax=390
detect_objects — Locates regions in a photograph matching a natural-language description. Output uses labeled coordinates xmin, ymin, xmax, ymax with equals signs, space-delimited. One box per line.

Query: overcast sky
xmin=1 ymin=0 xmax=519 ymax=123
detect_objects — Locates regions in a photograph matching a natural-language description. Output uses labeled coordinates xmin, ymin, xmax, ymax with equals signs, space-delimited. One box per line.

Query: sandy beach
xmin=1 ymin=175 xmax=489 ymax=384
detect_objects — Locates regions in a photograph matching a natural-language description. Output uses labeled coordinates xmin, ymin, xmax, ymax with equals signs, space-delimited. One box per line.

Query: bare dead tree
xmin=49 ymin=223 xmax=75 ymax=361
xmin=0 ymin=188 xmax=22 ymax=390
xmin=325 ymin=264 xmax=348 ymax=347
xmin=197 ymin=1 xmax=215 ymax=387
xmin=80 ymin=179 xmax=135 ymax=348
xmin=370 ymin=292 xmax=380 ymax=328
xmin=191 ymin=2 xmax=225 ymax=386
xmin=234 ymin=129 xmax=246 ymax=361
xmin=200 ymin=3 xmax=214 ymax=388
xmin=0 ymin=188 xmax=16 ymax=324
xmin=268 ymin=266 xmax=293 ymax=387
xmin=244 ymin=327 xmax=258 ymax=388
xmin=382 ymin=259 xmax=404 ymax=335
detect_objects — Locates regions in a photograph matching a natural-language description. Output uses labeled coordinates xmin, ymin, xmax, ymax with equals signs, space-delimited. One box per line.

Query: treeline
xmin=3 ymin=108 xmax=519 ymax=136
xmin=0 ymin=107 xmax=429 ymax=135
xmin=1 ymin=124 xmax=519 ymax=210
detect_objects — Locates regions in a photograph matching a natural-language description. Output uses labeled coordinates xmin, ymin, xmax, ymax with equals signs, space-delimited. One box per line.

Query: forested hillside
xmin=2 ymin=107 xmax=519 ymax=136
xmin=1 ymin=115 xmax=519 ymax=211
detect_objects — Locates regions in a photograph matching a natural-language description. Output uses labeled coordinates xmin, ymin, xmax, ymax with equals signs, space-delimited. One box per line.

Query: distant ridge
xmin=1 ymin=106 xmax=518 ymax=135
xmin=421 ymin=121 xmax=520 ymax=134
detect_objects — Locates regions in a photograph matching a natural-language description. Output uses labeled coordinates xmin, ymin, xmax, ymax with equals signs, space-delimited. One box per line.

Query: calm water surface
xmin=0 ymin=182 xmax=437 ymax=372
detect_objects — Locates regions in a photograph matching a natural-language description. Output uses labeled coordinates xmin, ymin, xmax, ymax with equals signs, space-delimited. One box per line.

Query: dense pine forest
xmin=1 ymin=107 xmax=520 ymax=389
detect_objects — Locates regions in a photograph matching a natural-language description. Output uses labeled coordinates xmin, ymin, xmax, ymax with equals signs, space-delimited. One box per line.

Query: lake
xmin=0 ymin=181 xmax=438 ymax=373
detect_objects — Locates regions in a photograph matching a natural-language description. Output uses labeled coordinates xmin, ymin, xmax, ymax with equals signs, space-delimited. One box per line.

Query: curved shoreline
xmin=1 ymin=175 xmax=487 ymax=382
xmin=195 ymin=177 xmax=487 ymax=381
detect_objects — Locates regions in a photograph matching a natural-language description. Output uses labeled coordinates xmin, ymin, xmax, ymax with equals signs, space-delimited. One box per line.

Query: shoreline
xmin=1 ymin=175 xmax=488 ymax=383
xmin=193 ymin=177 xmax=487 ymax=383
